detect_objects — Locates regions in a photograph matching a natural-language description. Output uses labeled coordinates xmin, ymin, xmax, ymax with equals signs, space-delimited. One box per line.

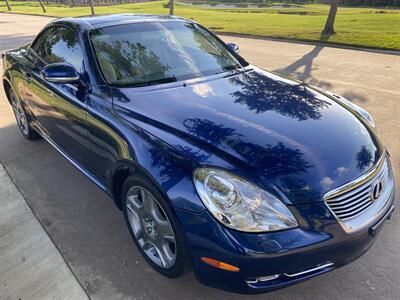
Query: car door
xmin=26 ymin=25 xmax=92 ymax=170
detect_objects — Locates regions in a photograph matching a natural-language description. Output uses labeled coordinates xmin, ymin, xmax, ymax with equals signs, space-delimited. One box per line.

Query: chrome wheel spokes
xmin=126 ymin=186 xmax=176 ymax=268
xmin=11 ymin=94 xmax=29 ymax=135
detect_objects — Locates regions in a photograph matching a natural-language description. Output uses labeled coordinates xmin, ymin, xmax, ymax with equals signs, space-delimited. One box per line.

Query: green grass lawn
xmin=1 ymin=1 xmax=399 ymax=50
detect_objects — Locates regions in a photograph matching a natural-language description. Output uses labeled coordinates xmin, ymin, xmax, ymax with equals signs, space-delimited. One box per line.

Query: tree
xmin=322 ymin=0 xmax=340 ymax=35
xmin=4 ymin=0 xmax=11 ymax=11
xmin=38 ymin=0 xmax=46 ymax=13
xmin=89 ymin=0 xmax=95 ymax=16
xmin=169 ymin=0 xmax=174 ymax=16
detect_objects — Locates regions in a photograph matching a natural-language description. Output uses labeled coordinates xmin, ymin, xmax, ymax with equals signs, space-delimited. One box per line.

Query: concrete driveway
xmin=1 ymin=13 xmax=399 ymax=300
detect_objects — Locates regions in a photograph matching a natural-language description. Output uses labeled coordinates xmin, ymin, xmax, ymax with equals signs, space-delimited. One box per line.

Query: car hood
xmin=112 ymin=68 xmax=382 ymax=204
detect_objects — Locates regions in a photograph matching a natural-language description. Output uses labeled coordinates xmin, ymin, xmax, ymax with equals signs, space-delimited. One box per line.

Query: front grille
xmin=325 ymin=157 xmax=388 ymax=221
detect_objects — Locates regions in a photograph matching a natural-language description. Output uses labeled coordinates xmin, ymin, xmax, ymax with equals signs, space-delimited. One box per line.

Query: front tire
xmin=122 ymin=174 xmax=192 ymax=278
xmin=9 ymin=89 xmax=40 ymax=140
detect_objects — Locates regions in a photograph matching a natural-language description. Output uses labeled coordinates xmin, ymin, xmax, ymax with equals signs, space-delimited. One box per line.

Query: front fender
xmin=87 ymin=86 xmax=206 ymax=213
xmin=114 ymin=116 xmax=206 ymax=213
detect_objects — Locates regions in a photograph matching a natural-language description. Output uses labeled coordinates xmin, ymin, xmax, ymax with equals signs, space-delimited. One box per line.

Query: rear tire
xmin=122 ymin=174 xmax=192 ymax=278
xmin=9 ymin=89 xmax=41 ymax=140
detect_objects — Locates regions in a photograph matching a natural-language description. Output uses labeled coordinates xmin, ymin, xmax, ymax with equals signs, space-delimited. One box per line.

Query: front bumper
xmin=174 ymin=190 xmax=395 ymax=294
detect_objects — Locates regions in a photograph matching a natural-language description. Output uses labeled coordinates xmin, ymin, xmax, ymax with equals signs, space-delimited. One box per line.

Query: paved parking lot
xmin=1 ymin=13 xmax=400 ymax=300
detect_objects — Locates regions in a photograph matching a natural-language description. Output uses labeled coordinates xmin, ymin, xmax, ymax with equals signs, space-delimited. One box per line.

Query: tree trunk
xmin=90 ymin=0 xmax=95 ymax=15
xmin=38 ymin=0 xmax=46 ymax=12
xmin=169 ymin=0 xmax=174 ymax=16
xmin=322 ymin=0 xmax=339 ymax=35
xmin=4 ymin=0 xmax=12 ymax=10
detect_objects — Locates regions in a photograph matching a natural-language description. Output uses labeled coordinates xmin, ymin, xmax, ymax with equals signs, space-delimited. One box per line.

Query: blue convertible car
xmin=2 ymin=14 xmax=395 ymax=293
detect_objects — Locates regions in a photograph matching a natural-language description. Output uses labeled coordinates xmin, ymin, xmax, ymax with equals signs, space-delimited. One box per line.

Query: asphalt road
xmin=1 ymin=13 xmax=400 ymax=300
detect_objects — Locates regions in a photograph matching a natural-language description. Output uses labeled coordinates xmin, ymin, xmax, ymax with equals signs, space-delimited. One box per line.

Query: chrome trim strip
xmin=330 ymin=193 xmax=370 ymax=209
xmin=328 ymin=190 xmax=370 ymax=205
xmin=31 ymin=121 xmax=111 ymax=195
xmin=324 ymin=152 xmax=386 ymax=200
xmin=245 ymin=274 xmax=280 ymax=285
xmin=258 ymin=274 xmax=280 ymax=282
xmin=340 ymin=188 xmax=393 ymax=233
xmin=44 ymin=76 xmax=80 ymax=83
xmin=337 ymin=202 xmax=373 ymax=220
xmin=324 ymin=154 xmax=394 ymax=233
xmin=245 ymin=279 xmax=258 ymax=284
xmin=284 ymin=262 xmax=334 ymax=278
xmin=334 ymin=196 xmax=371 ymax=213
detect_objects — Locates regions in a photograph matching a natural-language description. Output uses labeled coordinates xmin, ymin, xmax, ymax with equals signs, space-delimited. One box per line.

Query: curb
xmin=0 ymin=163 xmax=89 ymax=300
xmin=0 ymin=11 xmax=58 ymax=18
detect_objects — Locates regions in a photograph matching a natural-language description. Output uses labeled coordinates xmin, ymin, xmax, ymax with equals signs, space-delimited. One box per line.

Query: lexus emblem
xmin=372 ymin=181 xmax=383 ymax=200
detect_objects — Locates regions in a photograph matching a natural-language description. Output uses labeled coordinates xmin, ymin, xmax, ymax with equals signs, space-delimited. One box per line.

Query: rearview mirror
xmin=227 ymin=42 xmax=240 ymax=54
xmin=41 ymin=63 xmax=80 ymax=84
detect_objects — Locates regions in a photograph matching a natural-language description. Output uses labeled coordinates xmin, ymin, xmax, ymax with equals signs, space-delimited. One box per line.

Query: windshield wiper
xmin=212 ymin=64 xmax=244 ymax=75
xmin=130 ymin=76 xmax=178 ymax=88
xmin=229 ymin=63 xmax=244 ymax=71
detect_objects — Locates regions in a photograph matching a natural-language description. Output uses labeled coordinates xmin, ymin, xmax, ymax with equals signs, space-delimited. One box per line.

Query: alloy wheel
xmin=11 ymin=93 xmax=29 ymax=135
xmin=126 ymin=186 xmax=177 ymax=268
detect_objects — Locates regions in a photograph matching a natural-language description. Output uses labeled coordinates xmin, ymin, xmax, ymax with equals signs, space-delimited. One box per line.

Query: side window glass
xmin=32 ymin=28 xmax=55 ymax=58
xmin=34 ymin=27 xmax=84 ymax=73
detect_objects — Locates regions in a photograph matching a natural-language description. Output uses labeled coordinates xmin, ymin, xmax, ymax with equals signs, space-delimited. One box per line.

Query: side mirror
xmin=227 ymin=42 xmax=240 ymax=54
xmin=41 ymin=63 xmax=80 ymax=84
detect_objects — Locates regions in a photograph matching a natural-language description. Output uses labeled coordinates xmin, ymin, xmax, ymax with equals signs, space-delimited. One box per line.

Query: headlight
xmin=193 ymin=168 xmax=298 ymax=232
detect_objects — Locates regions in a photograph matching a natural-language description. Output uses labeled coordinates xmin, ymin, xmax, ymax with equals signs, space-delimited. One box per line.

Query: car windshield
xmin=90 ymin=21 xmax=245 ymax=87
